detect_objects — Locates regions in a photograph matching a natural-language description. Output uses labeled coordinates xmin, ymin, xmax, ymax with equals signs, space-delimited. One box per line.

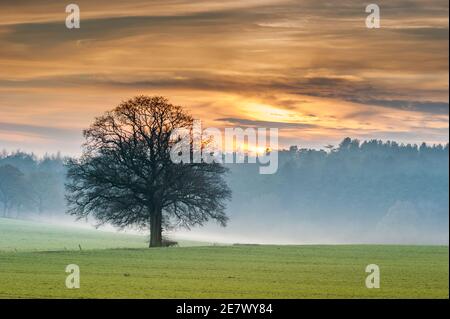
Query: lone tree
xmin=66 ymin=96 xmax=231 ymax=247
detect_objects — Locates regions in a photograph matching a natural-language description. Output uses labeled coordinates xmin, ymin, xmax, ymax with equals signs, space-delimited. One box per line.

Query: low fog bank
xmin=184 ymin=139 xmax=449 ymax=245
xmin=176 ymin=207 xmax=449 ymax=245
xmin=1 ymin=139 xmax=449 ymax=245
xmin=19 ymin=214 xmax=144 ymax=236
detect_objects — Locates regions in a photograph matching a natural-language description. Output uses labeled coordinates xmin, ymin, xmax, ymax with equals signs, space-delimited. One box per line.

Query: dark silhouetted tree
xmin=0 ymin=165 xmax=28 ymax=217
xmin=65 ymin=96 xmax=231 ymax=247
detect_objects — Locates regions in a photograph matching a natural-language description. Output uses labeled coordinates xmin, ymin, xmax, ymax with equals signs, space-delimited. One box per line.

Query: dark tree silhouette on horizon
xmin=66 ymin=96 xmax=231 ymax=247
xmin=0 ymin=164 xmax=28 ymax=217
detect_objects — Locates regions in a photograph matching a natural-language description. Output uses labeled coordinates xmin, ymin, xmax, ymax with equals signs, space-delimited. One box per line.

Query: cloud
xmin=2 ymin=74 xmax=447 ymax=115
xmin=0 ymin=122 xmax=81 ymax=140
xmin=216 ymin=117 xmax=318 ymax=129
xmin=353 ymin=100 xmax=449 ymax=115
xmin=0 ymin=0 xmax=448 ymax=154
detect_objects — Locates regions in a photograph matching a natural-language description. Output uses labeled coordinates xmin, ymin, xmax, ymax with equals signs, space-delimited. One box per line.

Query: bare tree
xmin=66 ymin=96 xmax=231 ymax=247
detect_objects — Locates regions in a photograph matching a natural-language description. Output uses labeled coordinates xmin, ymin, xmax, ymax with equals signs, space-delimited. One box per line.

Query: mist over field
xmin=189 ymin=139 xmax=449 ymax=245
xmin=1 ymin=137 xmax=448 ymax=245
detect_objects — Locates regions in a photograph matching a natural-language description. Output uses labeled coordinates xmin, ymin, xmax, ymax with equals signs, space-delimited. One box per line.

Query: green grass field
xmin=0 ymin=218 xmax=207 ymax=251
xmin=0 ymin=218 xmax=448 ymax=298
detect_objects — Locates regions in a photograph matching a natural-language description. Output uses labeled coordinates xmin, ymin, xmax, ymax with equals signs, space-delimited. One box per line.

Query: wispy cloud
xmin=0 ymin=0 xmax=448 ymax=154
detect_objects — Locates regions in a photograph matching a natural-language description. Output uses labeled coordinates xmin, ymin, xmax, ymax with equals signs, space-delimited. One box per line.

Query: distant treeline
xmin=1 ymin=138 xmax=449 ymax=242
xmin=225 ymin=138 xmax=449 ymax=243
xmin=0 ymin=151 xmax=66 ymax=218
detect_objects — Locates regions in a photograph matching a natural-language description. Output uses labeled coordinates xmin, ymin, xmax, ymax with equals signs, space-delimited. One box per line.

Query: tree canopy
xmin=65 ymin=96 xmax=231 ymax=247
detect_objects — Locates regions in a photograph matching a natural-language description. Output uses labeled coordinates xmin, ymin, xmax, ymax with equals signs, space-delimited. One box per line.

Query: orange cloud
xmin=0 ymin=0 xmax=448 ymax=154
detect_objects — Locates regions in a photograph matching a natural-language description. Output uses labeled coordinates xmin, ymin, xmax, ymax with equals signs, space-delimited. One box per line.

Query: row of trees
xmin=1 ymin=96 xmax=448 ymax=245
xmin=0 ymin=152 xmax=66 ymax=218
xmin=225 ymin=138 xmax=449 ymax=243
xmin=2 ymin=137 xmax=448 ymax=238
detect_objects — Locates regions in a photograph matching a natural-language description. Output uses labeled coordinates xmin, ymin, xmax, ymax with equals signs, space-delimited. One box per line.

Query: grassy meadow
xmin=0 ymin=218 xmax=448 ymax=299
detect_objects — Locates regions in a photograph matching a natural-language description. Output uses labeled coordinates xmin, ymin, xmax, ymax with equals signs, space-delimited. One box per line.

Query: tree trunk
xmin=149 ymin=208 xmax=163 ymax=247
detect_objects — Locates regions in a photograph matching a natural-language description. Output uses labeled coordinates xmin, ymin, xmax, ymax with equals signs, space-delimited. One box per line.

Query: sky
xmin=0 ymin=0 xmax=448 ymax=155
